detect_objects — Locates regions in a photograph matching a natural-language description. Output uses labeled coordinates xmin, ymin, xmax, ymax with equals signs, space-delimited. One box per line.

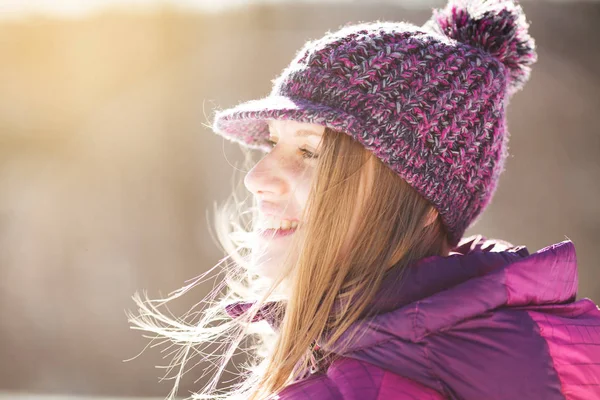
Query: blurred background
xmin=0 ymin=0 xmax=599 ymax=398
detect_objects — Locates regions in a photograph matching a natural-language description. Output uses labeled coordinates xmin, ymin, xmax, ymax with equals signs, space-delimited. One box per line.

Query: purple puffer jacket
xmin=226 ymin=235 xmax=600 ymax=399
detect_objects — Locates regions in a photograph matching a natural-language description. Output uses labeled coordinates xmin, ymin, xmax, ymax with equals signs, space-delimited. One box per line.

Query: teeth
xmin=262 ymin=217 xmax=299 ymax=230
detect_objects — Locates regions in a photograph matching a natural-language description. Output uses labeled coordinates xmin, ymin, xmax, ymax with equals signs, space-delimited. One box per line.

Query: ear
xmin=424 ymin=206 xmax=439 ymax=228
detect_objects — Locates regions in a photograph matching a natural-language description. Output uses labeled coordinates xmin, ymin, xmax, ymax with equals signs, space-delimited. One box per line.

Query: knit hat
xmin=211 ymin=0 xmax=537 ymax=246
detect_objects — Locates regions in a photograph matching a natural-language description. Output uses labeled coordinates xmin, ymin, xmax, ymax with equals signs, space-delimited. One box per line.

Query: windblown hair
xmin=127 ymin=126 xmax=450 ymax=400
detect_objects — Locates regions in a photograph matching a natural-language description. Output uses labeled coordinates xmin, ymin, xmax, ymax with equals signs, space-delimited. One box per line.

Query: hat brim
xmin=212 ymin=95 xmax=366 ymax=152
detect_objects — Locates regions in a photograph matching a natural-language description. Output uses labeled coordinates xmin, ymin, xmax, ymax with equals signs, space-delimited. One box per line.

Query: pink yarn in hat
xmin=212 ymin=0 xmax=537 ymax=246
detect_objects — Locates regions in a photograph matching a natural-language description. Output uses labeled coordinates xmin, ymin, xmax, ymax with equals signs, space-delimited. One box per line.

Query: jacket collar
xmin=226 ymin=235 xmax=577 ymax=335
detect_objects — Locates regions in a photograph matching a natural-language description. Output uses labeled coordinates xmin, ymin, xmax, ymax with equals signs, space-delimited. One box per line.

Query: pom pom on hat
xmin=424 ymin=0 xmax=537 ymax=96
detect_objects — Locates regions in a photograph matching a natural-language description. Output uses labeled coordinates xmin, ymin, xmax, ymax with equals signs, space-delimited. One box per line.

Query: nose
xmin=244 ymin=150 xmax=288 ymax=198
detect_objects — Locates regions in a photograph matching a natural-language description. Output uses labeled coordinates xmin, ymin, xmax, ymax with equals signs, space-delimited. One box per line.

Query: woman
xmin=128 ymin=0 xmax=600 ymax=399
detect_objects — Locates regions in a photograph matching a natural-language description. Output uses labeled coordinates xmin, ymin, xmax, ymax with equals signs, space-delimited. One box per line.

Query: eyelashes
xmin=264 ymin=139 xmax=319 ymax=160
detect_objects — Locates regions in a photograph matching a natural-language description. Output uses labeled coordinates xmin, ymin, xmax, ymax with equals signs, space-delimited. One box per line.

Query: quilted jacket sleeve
xmin=277 ymin=357 xmax=446 ymax=400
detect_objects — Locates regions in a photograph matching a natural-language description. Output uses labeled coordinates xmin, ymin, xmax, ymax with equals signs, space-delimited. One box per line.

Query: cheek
xmin=290 ymin=168 xmax=314 ymax=210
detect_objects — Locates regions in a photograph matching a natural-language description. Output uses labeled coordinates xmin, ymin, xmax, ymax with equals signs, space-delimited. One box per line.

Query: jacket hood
xmin=324 ymin=234 xmax=576 ymax=352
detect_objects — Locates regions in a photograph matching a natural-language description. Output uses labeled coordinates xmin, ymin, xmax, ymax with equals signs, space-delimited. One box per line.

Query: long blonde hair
xmin=126 ymin=126 xmax=450 ymax=399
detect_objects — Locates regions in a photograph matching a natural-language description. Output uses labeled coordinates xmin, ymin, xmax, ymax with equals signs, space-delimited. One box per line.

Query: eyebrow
xmin=296 ymin=129 xmax=323 ymax=138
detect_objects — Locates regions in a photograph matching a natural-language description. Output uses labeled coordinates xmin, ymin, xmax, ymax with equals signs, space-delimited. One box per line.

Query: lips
xmin=258 ymin=227 xmax=298 ymax=238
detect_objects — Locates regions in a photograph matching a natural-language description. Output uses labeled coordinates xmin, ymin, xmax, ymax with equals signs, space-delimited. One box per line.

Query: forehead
xmin=267 ymin=120 xmax=325 ymax=138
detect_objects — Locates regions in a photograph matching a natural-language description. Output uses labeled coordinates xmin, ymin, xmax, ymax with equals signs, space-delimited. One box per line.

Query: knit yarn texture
xmin=212 ymin=0 xmax=537 ymax=246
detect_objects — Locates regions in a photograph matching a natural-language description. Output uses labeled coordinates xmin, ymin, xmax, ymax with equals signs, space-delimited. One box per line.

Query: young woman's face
xmin=244 ymin=120 xmax=325 ymax=281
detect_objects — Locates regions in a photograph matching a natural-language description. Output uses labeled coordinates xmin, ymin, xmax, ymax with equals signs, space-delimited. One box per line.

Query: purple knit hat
xmin=212 ymin=0 xmax=537 ymax=246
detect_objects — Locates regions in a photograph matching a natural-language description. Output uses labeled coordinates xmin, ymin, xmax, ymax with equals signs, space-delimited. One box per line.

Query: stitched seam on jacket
xmin=415 ymin=301 xmax=446 ymax=396
xmin=527 ymin=312 xmax=568 ymax=400
xmin=422 ymin=339 xmax=447 ymax=397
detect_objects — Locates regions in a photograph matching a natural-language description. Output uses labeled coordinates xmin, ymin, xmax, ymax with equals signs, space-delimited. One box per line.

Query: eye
xmin=264 ymin=139 xmax=319 ymax=160
xmin=299 ymin=147 xmax=318 ymax=160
